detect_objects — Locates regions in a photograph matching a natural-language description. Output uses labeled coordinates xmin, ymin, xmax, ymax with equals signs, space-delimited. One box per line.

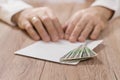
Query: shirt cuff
xmin=91 ymin=0 xmax=120 ymax=19
xmin=0 ymin=1 xmax=32 ymax=26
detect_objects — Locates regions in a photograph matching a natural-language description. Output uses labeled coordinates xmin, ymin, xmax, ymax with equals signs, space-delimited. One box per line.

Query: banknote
xmin=60 ymin=45 xmax=97 ymax=63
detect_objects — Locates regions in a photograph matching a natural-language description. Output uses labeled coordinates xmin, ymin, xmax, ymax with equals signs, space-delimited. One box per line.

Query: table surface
xmin=0 ymin=1 xmax=120 ymax=80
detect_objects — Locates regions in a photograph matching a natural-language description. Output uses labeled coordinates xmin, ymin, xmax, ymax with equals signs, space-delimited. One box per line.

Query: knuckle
xmin=83 ymin=13 xmax=90 ymax=17
xmin=76 ymin=24 xmax=83 ymax=28
xmin=32 ymin=19 xmax=39 ymax=24
xmin=42 ymin=16 xmax=50 ymax=22
xmin=83 ymin=14 xmax=90 ymax=18
xmin=85 ymin=14 xmax=95 ymax=19
xmin=69 ymin=21 xmax=76 ymax=27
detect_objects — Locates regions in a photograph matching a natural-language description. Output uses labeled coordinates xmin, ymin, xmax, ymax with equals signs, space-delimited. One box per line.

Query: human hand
xmin=64 ymin=6 xmax=114 ymax=42
xmin=12 ymin=7 xmax=64 ymax=42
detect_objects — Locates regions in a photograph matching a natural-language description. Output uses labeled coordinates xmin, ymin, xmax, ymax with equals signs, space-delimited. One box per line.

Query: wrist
xmin=11 ymin=10 xmax=24 ymax=25
xmin=89 ymin=6 xmax=114 ymax=20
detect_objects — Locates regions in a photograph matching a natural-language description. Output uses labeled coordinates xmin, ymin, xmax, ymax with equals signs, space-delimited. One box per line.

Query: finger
xmin=65 ymin=13 xmax=82 ymax=40
xmin=40 ymin=15 xmax=59 ymax=42
xmin=63 ymin=21 xmax=69 ymax=31
xmin=90 ymin=25 xmax=102 ymax=40
xmin=30 ymin=17 xmax=50 ymax=42
xmin=78 ymin=21 xmax=94 ymax=42
xmin=53 ymin=18 xmax=64 ymax=39
xmin=18 ymin=18 xmax=27 ymax=30
xmin=69 ymin=18 xmax=87 ymax=42
xmin=23 ymin=19 xmax=40 ymax=40
xmin=47 ymin=10 xmax=64 ymax=39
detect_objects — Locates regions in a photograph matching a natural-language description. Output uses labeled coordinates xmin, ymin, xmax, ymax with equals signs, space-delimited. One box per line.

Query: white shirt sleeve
xmin=0 ymin=0 xmax=32 ymax=26
xmin=91 ymin=0 xmax=120 ymax=19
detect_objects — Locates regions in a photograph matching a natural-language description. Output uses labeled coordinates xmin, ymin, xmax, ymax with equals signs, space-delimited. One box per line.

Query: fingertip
xmin=60 ymin=34 xmax=65 ymax=39
xmin=78 ymin=36 xmax=86 ymax=42
xmin=43 ymin=37 xmax=51 ymax=42
xmin=34 ymin=36 xmax=40 ymax=41
xmin=90 ymin=35 xmax=97 ymax=40
xmin=52 ymin=36 xmax=59 ymax=42
xmin=65 ymin=34 xmax=69 ymax=40
xmin=69 ymin=36 xmax=77 ymax=43
xmin=58 ymin=30 xmax=64 ymax=39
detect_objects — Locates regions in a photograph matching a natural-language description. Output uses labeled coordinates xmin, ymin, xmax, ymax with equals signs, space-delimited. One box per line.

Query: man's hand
xmin=64 ymin=6 xmax=114 ymax=42
xmin=12 ymin=7 xmax=64 ymax=42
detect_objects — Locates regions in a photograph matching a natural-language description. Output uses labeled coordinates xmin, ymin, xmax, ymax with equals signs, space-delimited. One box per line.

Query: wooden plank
xmin=0 ymin=23 xmax=45 ymax=80
xmin=39 ymin=2 xmax=120 ymax=80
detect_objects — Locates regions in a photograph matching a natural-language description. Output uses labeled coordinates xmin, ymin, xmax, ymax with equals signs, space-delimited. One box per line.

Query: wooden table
xmin=0 ymin=1 xmax=120 ymax=80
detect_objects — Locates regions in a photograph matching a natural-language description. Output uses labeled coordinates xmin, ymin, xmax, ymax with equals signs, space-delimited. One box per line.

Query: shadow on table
xmin=100 ymin=17 xmax=120 ymax=39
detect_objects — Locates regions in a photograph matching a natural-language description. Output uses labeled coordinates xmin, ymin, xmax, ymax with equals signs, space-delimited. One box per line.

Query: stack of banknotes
xmin=60 ymin=45 xmax=97 ymax=63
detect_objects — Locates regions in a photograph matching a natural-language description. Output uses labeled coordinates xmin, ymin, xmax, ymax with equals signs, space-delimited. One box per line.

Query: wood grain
xmin=0 ymin=0 xmax=120 ymax=80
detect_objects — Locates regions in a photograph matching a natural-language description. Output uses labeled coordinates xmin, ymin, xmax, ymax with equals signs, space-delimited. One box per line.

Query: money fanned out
xmin=60 ymin=44 xmax=97 ymax=63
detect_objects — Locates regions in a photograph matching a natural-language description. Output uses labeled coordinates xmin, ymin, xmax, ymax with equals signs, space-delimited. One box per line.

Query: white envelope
xmin=15 ymin=40 xmax=103 ymax=65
